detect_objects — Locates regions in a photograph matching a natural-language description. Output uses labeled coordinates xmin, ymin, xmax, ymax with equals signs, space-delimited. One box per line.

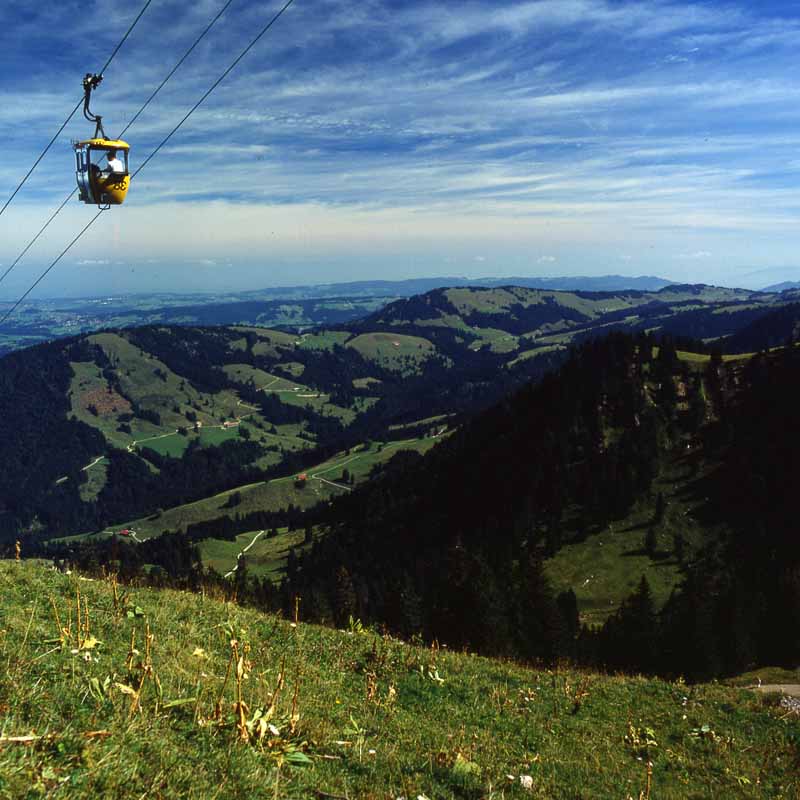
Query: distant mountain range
xmin=4 ymin=281 xmax=799 ymax=544
xmin=0 ymin=274 xmax=674 ymax=355
xmin=761 ymin=281 xmax=800 ymax=292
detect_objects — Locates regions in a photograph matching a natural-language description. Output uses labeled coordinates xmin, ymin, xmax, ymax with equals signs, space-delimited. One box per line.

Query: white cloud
xmin=1 ymin=0 xmax=800 ymax=297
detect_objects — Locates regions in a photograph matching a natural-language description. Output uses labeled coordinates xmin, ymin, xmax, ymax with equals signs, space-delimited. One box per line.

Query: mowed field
xmin=137 ymin=425 xmax=244 ymax=458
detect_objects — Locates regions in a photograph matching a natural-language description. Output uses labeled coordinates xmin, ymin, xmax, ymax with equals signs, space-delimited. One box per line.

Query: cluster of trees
xmin=178 ymin=502 xmax=320 ymax=543
xmin=30 ymin=331 xmax=800 ymax=683
xmin=281 ymin=333 xmax=685 ymax=654
xmin=0 ymin=337 xmax=107 ymax=541
xmin=281 ymin=335 xmax=799 ymax=678
xmin=722 ymin=302 xmax=800 ymax=354
xmin=96 ymin=439 xmax=267 ymax=523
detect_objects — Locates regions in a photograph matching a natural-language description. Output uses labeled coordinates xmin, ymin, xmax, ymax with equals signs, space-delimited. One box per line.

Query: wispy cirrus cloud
xmin=1 ymin=0 xmax=799 ymax=297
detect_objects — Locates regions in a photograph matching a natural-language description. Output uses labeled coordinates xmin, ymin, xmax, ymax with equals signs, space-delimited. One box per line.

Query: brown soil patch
xmin=80 ymin=388 xmax=132 ymax=416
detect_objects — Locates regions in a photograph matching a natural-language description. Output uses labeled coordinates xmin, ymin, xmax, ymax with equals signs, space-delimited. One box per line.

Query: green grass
xmin=273 ymin=389 xmax=356 ymax=424
xmin=466 ymin=326 xmax=520 ymax=353
xmin=221 ymin=364 xmax=277 ymax=386
xmin=78 ymin=458 xmax=109 ymax=503
xmin=724 ymin=668 xmax=800 ymax=688
xmin=135 ymin=432 xmax=190 ymax=458
xmin=297 ymin=331 xmax=351 ymax=351
xmin=347 ymin=332 xmax=434 ymax=371
xmin=108 ymin=477 xmax=343 ymax=541
xmin=353 ymin=377 xmax=381 ymax=389
xmin=1 ymin=561 xmax=796 ymax=799
xmin=198 ymin=528 xmax=315 ymax=580
xmin=506 ymin=344 xmax=567 ymax=367
xmin=545 ymin=456 xmax=714 ymax=625
xmin=389 ymin=414 xmax=450 ymax=432
xmin=230 ymin=327 xmax=297 ymax=358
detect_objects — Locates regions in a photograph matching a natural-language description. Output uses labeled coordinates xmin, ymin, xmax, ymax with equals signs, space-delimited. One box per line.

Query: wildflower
xmin=520 ymin=775 xmax=534 ymax=790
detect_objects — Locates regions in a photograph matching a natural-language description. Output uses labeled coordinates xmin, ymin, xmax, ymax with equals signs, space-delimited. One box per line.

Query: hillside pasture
xmin=467 ymin=326 xmax=520 ymax=353
xmin=545 ymin=457 xmax=712 ymax=625
xmin=2 ymin=561 xmax=794 ymax=800
xmin=346 ymin=332 xmax=434 ymax=371
xmin=199 ymin=527 xmax=316 ymax=579
xmin=110 ymin=473 xmax=346 ymax=541
xmin=229 ymin=326 xmax=297 ymax=358
xmin=297 ymin=331 xmax=351 ymax=350
xmin=222 ymin=363 xmax=277 ymax=387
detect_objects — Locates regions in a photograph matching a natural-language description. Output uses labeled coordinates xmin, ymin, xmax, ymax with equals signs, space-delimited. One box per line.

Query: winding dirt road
xmin=223 ymin=529 xmax=267 ymax=578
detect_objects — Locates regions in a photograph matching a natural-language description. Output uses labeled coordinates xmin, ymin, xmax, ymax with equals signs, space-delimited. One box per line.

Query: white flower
xmin=520 ymin=775 xmax=534 ymax=790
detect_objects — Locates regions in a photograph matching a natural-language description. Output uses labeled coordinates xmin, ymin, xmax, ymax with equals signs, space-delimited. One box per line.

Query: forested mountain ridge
xmin=284 ymin=333 xmax=800 ymax=679
xmin=0 ymin=313 xmax=563 ymax=542
xmin=2 ymin=282 xmax=797 ymax=549
xmin=354 ymin=283 xmax=800 ymax=354
xmin=0 ymin=274 xmax=675 ymax=356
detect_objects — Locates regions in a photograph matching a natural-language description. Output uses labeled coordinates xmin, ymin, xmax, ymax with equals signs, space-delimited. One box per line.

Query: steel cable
xmin=1 ymin=0 xmax=297 ymax=326
xmin=0 ymin=0 xmax=155 ymax=219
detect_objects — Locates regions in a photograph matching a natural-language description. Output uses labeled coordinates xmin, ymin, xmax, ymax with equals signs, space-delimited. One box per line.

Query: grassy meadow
xmin=0 ymin=561 xmax=796 ymax=799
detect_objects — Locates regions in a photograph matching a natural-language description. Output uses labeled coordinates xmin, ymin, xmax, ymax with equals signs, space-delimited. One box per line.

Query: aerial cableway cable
xmin=0 ymin=191 xmax=77 ymax=288
xmin=132 ymin=0 xmax=296 ymax=179
xmin=118 ymin=0 xmax=238 ymax=141
xmin=0 ymin=212 xmax=104 ymax=328
xmin=0 ymin=0 xmax=155 ymax=220
xmin=0 ymin=0 xmax=237 ymax=290
xmin=0 ymin=0 xmax=297 ymax=327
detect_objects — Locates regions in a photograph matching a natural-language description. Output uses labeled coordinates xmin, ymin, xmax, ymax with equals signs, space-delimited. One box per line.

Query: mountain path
xmin=749 ymin=684 xmax=800 ymax=698
xmin=223 ymin=529 xmax=266 ymax=578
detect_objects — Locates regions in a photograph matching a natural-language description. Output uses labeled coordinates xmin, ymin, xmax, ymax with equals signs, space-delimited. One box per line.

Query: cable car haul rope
xmin=0 ymin=0 xmax=154 ymax=220
xmin=0 ymin=0 xmax=296 ymax=326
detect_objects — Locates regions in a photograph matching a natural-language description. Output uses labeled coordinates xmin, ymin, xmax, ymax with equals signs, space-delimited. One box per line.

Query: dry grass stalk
xmin=233 ymin=640 xmax=250 ymax=742
xmin=50 ymin=596 xmax=66 ymax=648
xmin=75 ymin=585 xmax=82 ymax=649
xmin=126 ymin=628 xmax=137 ymax=671
xmin=111 ymin=574 xmax=120 ymax=615
xmin=289 ymin=674 xmax=301 ymax=735
xmin=640 ymin=760 xmax=653 ymax=800
xmin=214 ymin=645 xmax=235 ymax=722
xmin=129 ymin=623 xmax=155 ymax=716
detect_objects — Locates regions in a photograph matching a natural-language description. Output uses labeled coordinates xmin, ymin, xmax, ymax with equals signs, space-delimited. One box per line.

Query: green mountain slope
xmin=1 ymin=561 xmax=796 ymax=800
xmin=360 ymin=284 xmax=799 ymax=361
xmin=282 ymin=332 xmax=799 ymax=679
xmin=3 ymin=283 xmax=798 ymax=551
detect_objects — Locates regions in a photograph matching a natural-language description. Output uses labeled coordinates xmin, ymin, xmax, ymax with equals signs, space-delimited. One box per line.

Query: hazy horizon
xmin=2 ymin=0 xmax=800 ymax=303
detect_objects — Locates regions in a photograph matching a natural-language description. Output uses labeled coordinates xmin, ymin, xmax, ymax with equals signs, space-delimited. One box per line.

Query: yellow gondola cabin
xmin=73 ymin=73 xmax=131 ymax=208
xmin=73 ymin=138 xmax=130 ymax=207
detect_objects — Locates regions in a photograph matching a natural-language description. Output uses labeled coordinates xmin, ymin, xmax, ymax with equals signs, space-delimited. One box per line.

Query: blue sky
xmin=1 ymin=0 xmax=800 ymax=298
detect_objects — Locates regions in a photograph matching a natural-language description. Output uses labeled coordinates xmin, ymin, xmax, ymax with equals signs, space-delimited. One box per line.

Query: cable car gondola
xmin=73 ymin=74 xmax=130 ymax=208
